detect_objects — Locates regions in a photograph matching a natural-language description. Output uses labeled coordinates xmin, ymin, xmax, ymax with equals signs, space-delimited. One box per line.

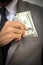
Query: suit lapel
xmin=6 ymin=1 xmax=30 ymax=65
xmin=17 ymin=0 xmax=30 ymax=13
xmin=6 ymin=41 xmax=21 ymax=65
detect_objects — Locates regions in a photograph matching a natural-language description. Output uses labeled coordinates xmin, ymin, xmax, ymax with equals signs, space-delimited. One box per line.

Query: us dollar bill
xmin=14 ymin=11 xmax=38 ymax=37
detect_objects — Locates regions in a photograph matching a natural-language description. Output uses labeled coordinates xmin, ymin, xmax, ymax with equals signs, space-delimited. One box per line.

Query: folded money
xmin=14 ymin=11 xmax=38 ymax=37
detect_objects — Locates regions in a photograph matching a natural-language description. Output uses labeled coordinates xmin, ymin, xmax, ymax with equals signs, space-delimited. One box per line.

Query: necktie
xmin=0 ymin=8 xmax=8 ymax=65
xmin=0 ymin=8 xmax=11 ymax=65
xmin=0 ymin=7 xmax=7 ymax=30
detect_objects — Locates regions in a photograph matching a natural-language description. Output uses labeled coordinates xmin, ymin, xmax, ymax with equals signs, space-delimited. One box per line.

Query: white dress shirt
xmin=0 ymin=0 xmax=18 ymax=22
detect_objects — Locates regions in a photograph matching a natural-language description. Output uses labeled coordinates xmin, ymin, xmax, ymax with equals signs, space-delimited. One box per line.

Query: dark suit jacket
xmin=5 ymin=0 xmax=43 ymax=65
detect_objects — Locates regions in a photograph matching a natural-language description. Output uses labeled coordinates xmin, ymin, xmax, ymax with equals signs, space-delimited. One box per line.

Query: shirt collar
xmin=6 ymin=0 xmax=18 ymax=14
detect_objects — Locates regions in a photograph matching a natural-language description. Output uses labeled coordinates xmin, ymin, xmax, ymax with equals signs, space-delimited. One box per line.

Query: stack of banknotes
xmin=14 ymin=11 xmax=38 ymax=37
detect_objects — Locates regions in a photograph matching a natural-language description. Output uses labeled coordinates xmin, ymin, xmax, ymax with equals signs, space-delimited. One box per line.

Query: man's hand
xmin=0 ymin=21 xmax=26 ymax=46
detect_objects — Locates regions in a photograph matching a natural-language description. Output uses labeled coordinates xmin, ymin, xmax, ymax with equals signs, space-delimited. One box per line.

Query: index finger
xmin=8 ymin=21 xmax=26 ymax=30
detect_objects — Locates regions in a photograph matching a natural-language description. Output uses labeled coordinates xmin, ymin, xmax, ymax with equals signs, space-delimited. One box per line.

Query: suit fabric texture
xmin=0 ymin=0 xmax=43 ymax=65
